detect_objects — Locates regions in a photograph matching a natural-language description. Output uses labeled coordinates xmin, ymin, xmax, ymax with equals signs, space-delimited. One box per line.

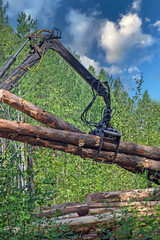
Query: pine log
xmin=86 ymin=188 xmax=160 ymax=204
xmin=89 ymin=201 xmax=160 ymax=208
xmin=0 ymin=130 xmax=160 ymax=184
xmin=0 ymin=89 xmax=82 ymax=133
xmin=33 ymin=189 xmax=160 ymax=233
xmin=33 ymin=202 xmax=89 ymax=218
xmin=117 ymin=140 xmax=160 ymax=161
xmin=45 ymin=212 xmax=122 ymax=227
xmin=0 ymin=117 xmax=160 ymax=164
xmin=0 ymin=119 xmax=160 ymax=175
xmin=89 ymin=201 xmax=160 ymax=215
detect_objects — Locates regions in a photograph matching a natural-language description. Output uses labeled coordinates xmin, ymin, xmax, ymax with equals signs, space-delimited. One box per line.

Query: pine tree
xmin=0 ymin=0 xmax=8 ymax=29
xmin=16 ymin=12 xmax=37 ymax=39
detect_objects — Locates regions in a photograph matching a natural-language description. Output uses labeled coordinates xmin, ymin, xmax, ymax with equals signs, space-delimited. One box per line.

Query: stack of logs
xmin=0 ymin=89 xmax=160 ymax=184
xmin=33 ymin=188 xmax=160 ymax=239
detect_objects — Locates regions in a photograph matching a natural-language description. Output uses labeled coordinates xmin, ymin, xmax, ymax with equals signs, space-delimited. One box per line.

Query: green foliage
xmin=16 ymin=12 xmax=37 ymax=39
xmin=0 ymin=0 xmax=8 ymax=29
xmin=103 ymin=198 xmax=160 ymax=239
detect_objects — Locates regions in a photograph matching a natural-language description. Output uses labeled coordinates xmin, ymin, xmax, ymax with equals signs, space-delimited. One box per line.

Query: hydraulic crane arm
xmin=0 ymin=41 xmax=51 ymax=90
xmin=0 ymin=28 xmax=121 ymax=162
xmin=51 ymin=39 xmax=111 ymax=105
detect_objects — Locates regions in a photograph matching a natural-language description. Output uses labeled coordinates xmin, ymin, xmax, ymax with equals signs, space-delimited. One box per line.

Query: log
xmin=89 ymin=201 xmax=160 ymax=215
xmin=44 ymin=212 xmax=122 ymax=227
xmin=0 ymin=117 xmax=160 ymax=163
xmin=88 ymin=201 xmax=160 ymax=209
xmin=33 ymin=188 xmax=160 ymax=236
xmin=118 ymin=140 xmax=160 ymax=161
xmin=0 ymin=130 xmax=160 ymax=184
xmin=0 ymin=119 xmax=159 ymax=175
xmin=0 ymin=89 xmax=82 ymax=133
xmin=33 ymin=202 xmax=89 ymax=218
xmin=31 ymin=189 xmax=160 ymax=238
xmin=86 ymin=188 xmax=160 ymax=204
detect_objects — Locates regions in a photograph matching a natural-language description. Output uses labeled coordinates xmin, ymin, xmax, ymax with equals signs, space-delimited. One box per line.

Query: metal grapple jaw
xmin=103 ymin=126 xmax=121 ymax=163
xmin=89 ymin=125 xmax=121 ymax=163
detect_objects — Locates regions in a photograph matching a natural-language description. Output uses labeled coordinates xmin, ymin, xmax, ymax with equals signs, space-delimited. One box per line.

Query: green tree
xmin=16 ymin=12 xmax=37 ymax=39
xmin=0 ymin=0 xmax=8 ymax=29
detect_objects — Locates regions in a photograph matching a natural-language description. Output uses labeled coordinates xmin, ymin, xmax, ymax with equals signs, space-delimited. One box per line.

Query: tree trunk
xmin=0 ymin=121 xmax=159 ymax=184
xmin=34 ymin=202 xmax=89 ymax=218
xmin=0 ymin=89 xmax=82 ymax=133
xmin=85 ymin=188 xmax=160 ymax=204
xmin=33 ymin=188 xmax=160 ymax=238
xmin=0 ymin=117 xmax=159 ymax=161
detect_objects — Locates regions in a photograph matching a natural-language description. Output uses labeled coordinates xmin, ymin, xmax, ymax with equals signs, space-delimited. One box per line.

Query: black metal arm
xmin=50 ymin=39 xmax=112 ymax=127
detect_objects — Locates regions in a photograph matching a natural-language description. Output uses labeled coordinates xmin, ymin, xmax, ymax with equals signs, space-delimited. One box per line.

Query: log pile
xmin=0 ymin=89 xmax=160 ymax=184
xmin=33 ymin=188 xmax=160 ymax=239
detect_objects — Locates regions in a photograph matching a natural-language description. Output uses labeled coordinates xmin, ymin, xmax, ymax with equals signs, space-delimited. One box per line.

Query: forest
xmin=0 ymin=1 xmax=160 ymax=239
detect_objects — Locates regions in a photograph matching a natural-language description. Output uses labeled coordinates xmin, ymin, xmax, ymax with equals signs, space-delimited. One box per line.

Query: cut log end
xmin=0 ymin=89 xmax=3 ymax=99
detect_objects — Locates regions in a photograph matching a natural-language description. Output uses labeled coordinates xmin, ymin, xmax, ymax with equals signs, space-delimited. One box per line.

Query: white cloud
xmin=145 ymin=17 xmax=150 ymax=23
xmin=100 ymin=13 xmax=154 ymax=63
xmin=65 ymin=9 xmax=99 ymax=55
xmin=128 ymin=66 xmax=140 ymax=73
xmin=80 ymin=55 xmax=100 ymax=74
xmin=80 ymin=55 xmax=124 ymax=76
xmin=151 ymin=20 xmax=160 ymax=31
xmin=4 ymin=0 xmax=62 ymax=27
xmin=104 ymin=65 xmax=123 ymax=75
xmin=132 ymin=0 xmax=142 ymax=12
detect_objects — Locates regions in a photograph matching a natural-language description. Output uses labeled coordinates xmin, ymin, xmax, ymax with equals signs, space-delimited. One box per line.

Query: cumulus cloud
xmin=80 ymin=55 xmax=124 ymax=76
xmin=145 ymin=17 xmax=150 ymax=23
xmin=65 ymin=9 xmax=99 ymax=55
xmin=128 ymin=66 xmax=140 ymax=73
xmin=80 ymin=55 xmax=100 ymax=74
xmin=132 ymin=0 xmax=142 ymax=12
xmin=99 ymin=13 xmax=154 ymax=63
xmin=81 ymin=56 xmax=123 ymax=76
xmin=4 ymin=0 xmax=62 ymax=27
xmin=151 ymin=20 xmax=160 ymax=31
xmin=104 ymin=65 xmax=123 ymax=75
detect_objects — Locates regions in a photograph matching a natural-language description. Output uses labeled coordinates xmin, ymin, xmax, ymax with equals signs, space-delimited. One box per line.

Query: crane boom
xmin=0 ymin=28 xmax=121 ymax=162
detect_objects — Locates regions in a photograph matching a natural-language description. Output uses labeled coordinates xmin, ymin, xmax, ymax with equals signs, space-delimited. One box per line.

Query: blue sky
xmin=4 ymin=0 xmax=160 ymax=101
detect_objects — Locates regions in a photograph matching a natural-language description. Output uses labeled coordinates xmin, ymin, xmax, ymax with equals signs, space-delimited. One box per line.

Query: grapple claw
xmin=90 ymin=126 xmax=121 ymax=163
xmin=104 ymin=128 xmax=121 ymax=163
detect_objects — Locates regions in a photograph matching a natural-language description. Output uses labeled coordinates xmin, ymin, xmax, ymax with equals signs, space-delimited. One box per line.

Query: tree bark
xmin=34 ymin=202 xmax=89 ymax=218
xmin=0 ymin=126 xmax=159 ymax=184
xmin=33 ymin=200 xmax=160 ymax=218
xmin=42 ymin=212 xmax=122 ymax=227
xmin=0 ymin=117 xmax=159 ymax=162
xmin=88 ymin=201 xmax=160 ymax=213
xmin=85 ymin=188 xmax=160 ymax=204
xmin=0 ymin=89 xmax=82 ymax=133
